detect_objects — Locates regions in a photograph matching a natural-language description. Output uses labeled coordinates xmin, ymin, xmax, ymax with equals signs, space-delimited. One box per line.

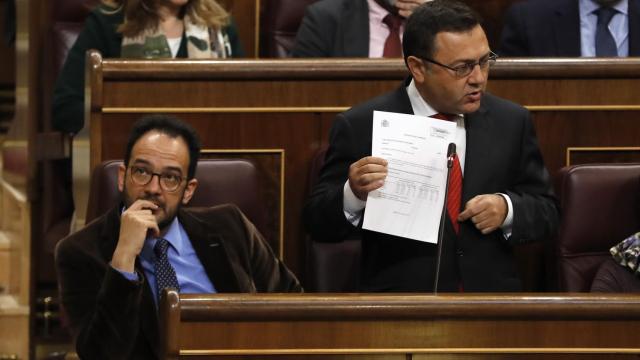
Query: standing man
xmin=293 ymin=0 xmax=428 ymax=57
xmin=56 ymin=115 xmax=301 ymax=359
xmin=500 ymin=0 xmax=640 ymax=57
xmin=304 ymin=0 xmax=559 ymax=292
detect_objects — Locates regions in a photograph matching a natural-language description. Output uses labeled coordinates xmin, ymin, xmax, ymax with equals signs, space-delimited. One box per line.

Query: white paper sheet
xmin=362 ymin=111 xmax=457 ymax=243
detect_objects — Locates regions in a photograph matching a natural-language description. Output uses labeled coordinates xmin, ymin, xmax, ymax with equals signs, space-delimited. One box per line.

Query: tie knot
xmin=383 ymin=14 xmax=403 ymax=30
xmin=430 ymin=113 xmax=456 ymax=122
xmin=154 ymin=238 xmax=170 ymax=258
xmin=595 ymin=6 xmax=617 ymax=25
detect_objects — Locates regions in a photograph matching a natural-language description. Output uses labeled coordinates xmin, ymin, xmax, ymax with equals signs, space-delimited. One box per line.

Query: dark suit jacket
xmin=55 ymin=204 xmax=301 ymax=360
xmin=500 ymin=0 xmax=640 ymax=57
xmin=303 ymin=81 xmax=559 ymax=292
xmin=292 ymin=0 xmax=370 ymax=57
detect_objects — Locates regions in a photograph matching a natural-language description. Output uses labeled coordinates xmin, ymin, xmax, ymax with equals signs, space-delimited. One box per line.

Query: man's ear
xmin=406 ymin=55 xmax=427 ymax=84
xmin=182 ymin=178 xmax=198 ymax=205
xmin=118 ymin=164 xmax=126 ymax=193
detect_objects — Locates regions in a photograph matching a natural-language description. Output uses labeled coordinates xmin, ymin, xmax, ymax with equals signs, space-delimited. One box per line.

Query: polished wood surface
xmin=84 ymin=56 xmax=640 ymax=281
xmin=159 ymin=291 xmax=640 ymax=359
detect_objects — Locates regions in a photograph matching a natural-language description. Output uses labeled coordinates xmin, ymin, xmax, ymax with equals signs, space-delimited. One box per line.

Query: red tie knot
xmin=383 ymin=13 xmax=404 ymax=31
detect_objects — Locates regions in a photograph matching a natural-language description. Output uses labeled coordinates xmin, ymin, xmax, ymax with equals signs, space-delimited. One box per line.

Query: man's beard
xmin=121 ymin=184 xmax=181 ymax=232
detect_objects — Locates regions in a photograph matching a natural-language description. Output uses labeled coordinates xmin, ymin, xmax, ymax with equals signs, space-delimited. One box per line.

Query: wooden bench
xmin=159 ymin=291 xmax=640 ymax=359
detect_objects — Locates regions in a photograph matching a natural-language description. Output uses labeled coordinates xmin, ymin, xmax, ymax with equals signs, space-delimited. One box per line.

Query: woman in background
xmin=53 ymin=0 xmax=244 ymax=134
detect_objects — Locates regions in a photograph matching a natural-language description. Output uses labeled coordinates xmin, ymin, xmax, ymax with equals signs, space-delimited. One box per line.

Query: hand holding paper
xmin=362 ymin=110 xmax=457 ymax=243
xmin=348 ymin=156 xmax=388 ymax=201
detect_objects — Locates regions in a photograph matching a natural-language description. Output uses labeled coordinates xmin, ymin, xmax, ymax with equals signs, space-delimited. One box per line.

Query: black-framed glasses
xmin=418 ymin=51 xmax=498 ymax=78
xmin=128 ymin=166 xmax=185 ymax=192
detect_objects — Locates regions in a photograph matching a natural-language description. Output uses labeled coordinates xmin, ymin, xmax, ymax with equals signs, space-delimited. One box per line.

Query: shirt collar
xmin=581 ymin=0 xmax=628 ymax=16
xmin=406 ymin=79 xmax=462 ymax=120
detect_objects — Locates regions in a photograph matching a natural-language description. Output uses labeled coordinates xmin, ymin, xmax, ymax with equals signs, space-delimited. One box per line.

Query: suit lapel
xmin=461 ymin=104 xmax=491 ymax=205
xmin=178 ymin=209 xmax=241 ymax=292
xmin=553 ymin=0 xmax=581 ymax=56
xmin=341 ymin=0 xmax=370 ymax=56
xmin=629 ymin=0 xmax=640 ymax=55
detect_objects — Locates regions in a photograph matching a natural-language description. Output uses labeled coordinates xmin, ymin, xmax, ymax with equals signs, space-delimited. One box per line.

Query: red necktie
xmin=382 ymin=14 xmax=403 ymax=57
xmin=430 ymin=113 xmax=462 ymax=234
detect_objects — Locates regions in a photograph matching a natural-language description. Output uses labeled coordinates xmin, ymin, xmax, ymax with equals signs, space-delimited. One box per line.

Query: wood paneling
xmin=218 ymin=0 xmax=260 ymax=57
xmin=159 ymin=292 xmax=640 ymax=359
xmin=84 ymin=56 xmax=640 ymax=283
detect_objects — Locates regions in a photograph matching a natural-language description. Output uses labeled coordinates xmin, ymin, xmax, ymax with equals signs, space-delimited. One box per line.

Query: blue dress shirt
xmin=580 ymin=0 xmax=629 ymax=56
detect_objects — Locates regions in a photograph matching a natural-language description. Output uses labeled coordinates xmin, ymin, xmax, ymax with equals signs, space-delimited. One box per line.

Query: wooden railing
xmin=159 ymin=291 xmax=640 ymax=359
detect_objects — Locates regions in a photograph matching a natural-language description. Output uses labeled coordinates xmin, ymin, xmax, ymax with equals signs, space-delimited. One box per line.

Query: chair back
xmin=555 ymin=163 xmax=640 ymax=291
xmin=305 ymin=146 xmax=361 ymax=291
xmin=261 ymin=0 xmax=319 ymax=57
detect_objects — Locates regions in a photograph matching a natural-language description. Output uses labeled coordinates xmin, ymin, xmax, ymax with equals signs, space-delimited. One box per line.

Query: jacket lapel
xmin=178 ymin=209 xmax=241 ymax=292
xmin=461 ymin=103 xmax=491 ymax=205
xmin=341 ymin=0 xmax=370 ymax=56
xmin=629 ymin=0 xmax=640 ymax=55
xmin=98 ymin=206 xmax=161 ymax=358
xmin=553 ymin=0 xmax=582 ymax=56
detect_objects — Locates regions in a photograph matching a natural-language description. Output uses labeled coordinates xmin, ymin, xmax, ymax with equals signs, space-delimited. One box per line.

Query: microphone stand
xmin=434 ymin=143 xmax=456 ymax=295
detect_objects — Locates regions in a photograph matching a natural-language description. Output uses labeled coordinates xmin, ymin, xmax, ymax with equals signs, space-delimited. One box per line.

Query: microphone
xmin=434 ymin=143 xmax=456 ymax=294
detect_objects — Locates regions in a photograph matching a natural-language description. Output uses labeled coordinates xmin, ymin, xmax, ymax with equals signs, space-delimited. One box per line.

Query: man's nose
xmin=145 ymin=174 xmax=163 ymax=193
xmin=467 ymin=63 xmax=487 ymax=85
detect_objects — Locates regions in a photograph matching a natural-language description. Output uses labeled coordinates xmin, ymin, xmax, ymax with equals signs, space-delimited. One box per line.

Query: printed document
xmin=362 ymin=111 xmax=456 ymax=243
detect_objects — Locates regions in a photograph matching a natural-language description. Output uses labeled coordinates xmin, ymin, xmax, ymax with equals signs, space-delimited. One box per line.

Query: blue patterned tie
xmin=595 ymin=6 xmax=618 ymax=57
xmin=153 ymin=238 xmax=180 ymax=303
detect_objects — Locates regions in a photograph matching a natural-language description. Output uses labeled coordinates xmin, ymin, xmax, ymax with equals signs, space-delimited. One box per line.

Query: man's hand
xmin=458 ymin=194 xmax=507 ymax=235
xmin=348 ymin=156 xmax=388 ymax=201
xmin=396 ymin=0 xmax=430 ymax=18
xmin=111 ymin=200 xmax=160 ymax=273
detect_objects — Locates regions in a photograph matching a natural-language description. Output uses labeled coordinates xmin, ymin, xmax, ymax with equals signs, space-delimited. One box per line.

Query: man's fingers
xmin=353 ymin=156 xmax=388 ymax=168
xmin=458 ymin=196 xmax=482 ymax=220
xmin=353 ymin=172 xmax=387 ymax=186
xmin=127 ymin=199 xmax=159 ymax=211
xmin=458 ymin=194 xmax=507 ymax=234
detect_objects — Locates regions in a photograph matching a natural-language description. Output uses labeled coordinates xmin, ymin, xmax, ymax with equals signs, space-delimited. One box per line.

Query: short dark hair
xmin=402 ymin=0 xmax=482 ymax=62
xmin=124 ymin=114 xmax=201 ymax=180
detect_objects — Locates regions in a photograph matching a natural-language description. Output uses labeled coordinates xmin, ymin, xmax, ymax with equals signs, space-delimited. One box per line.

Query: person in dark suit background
xmin=500 ymin=0 xmax=640 ymax=57
xmin=292 ymin=0 xmax=428 ymax=57
xmin=55 ymin=115 xmax=301 ymax=359
xmin=304 ymin=0 xmax=559 ymax=292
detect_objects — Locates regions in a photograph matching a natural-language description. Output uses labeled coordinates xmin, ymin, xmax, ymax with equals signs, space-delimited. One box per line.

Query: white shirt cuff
xmin=497 ymin=193 xmax=513 ymax=238
xmin=343 ymin=180 xmax=366 ymax=226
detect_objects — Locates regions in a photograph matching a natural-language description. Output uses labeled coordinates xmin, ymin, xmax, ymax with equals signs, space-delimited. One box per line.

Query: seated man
xmin=500 ymin=0 xmax=640 ymax=57
xmin=55 ymin=115 xmax=302 ymax=359
xmin=304 ymin=0 xmax=559 ymax=292
xmin=293 ymin=0 xmax=428 ymax=57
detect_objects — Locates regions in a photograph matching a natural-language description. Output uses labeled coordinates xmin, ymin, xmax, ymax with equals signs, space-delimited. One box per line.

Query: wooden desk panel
xmin=85 ymin=55 xmax=640 ymax=281
xmin=159 ymin=292 xmax=640 ymax=359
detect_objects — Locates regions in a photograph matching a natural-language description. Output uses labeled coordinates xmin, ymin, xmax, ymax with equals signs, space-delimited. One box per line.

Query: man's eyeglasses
xmin=417 ymin=51 xmax=498 ymax=78
xmin=128 ymin=166 xmax=184 ymax=192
